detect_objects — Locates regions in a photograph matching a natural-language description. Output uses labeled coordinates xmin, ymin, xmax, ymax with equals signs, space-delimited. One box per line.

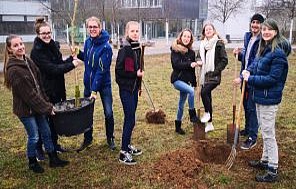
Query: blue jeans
xmin=119 ymin=88 xmax=138 ymax=152
xmin=173 ymin=80 xmax=195 ymax=121
xmin=243 ymin=88 xmax=259 ymax=141
xmin=19 ymin=115 xmax=54 ymax=158
xmin=84 ymin=86 xmax=115 ymax=143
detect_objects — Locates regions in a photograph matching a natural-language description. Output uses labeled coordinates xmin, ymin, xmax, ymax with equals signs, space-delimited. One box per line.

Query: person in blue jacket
xmin=242 ymin=18 xmax=291 ymax=183
xmin=233 ymin=13 xmax=264 ymax=150
xmin=76 ymin=16 xmax=115 ymax=152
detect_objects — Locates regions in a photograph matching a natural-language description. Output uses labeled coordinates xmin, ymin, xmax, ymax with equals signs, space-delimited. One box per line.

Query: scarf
xmin=199 ymin=35 xmax=219 ymax=85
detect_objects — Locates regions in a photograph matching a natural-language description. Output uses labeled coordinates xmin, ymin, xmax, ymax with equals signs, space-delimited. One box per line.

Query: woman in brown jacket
xmin=3 ymin=35 xmax=69 ymax=174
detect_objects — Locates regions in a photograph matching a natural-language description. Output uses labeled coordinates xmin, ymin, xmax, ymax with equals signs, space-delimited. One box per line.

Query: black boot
xmin=188 ymin=109 xmax=199 ymax=123
xmin=28 ymin=157 xmax=44 ymax=173
xmin=255 ymin=167 xmax=278 ymax=182
xmin=107 ymin=137 xmax=116 ymax=151
xmin=175 ymin=120 xmax=185 ymax=135
xmin=48 ymin=151 xmax=69 ymax=168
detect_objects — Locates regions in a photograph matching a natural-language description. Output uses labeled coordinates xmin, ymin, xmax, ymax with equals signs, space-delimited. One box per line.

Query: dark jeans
xmin=243 ymin=89 xmax=259 ymax=140
xmin=119 ymin=88 xmax=138 ymax=152
xmin=201 ymin=83 xmax=219 ymax=122
xmin=19 ymin=115 xmax=54 ymax=158
xmin=84 ymin=86 xmax=115 ymax=143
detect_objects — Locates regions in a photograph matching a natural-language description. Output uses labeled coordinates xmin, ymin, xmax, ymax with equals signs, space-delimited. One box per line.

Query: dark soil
xmin=146 ymin=138 xmax=290 ymax=188
xmin=145 ymin=109 xmax=166 ymax=124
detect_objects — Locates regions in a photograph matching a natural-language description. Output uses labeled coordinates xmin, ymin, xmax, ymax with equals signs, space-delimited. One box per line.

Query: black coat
xmin=197 ymin=40 xmax=228 ymax=85
xmin=30 ymin=37 xmax=75 ymax=103
xmin=115 ymin=40 xmax=142 ymax=92
xmin=170 ymin=46 xmax=197 ymax=87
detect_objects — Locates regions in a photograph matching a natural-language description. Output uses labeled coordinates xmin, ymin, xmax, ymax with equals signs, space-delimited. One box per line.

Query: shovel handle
xmin=232 ymin=54 xmax=238 ymax=107
xmin=236 ymin=80 xmax=246 ymax=129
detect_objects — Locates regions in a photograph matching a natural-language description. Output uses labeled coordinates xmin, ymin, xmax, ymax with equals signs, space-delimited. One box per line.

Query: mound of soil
xmin=149 ymin=140 xmax=231 ymax=188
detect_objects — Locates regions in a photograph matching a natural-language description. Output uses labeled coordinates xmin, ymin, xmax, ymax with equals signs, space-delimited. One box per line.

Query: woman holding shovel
xmin=170 ymin=28 xmax=199 ymax=135
xmin=30 ymin=18 xmax=79 ymax=157
xmin=196 ymin=23 xmax=228 ymax=132
xmin=242 ymin=19 xmax=291 ymax=183
xmin=115 ymin=21 xmax=144 ymax=165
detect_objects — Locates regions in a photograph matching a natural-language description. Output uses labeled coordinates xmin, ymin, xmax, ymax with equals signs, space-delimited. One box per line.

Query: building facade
xmin=0 ymin=0 xmax=51 ymax=43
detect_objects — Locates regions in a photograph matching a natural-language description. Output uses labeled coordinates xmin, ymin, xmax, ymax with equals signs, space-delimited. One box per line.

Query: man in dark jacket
xmin=233 ymin=13 xmax=264 ymax=150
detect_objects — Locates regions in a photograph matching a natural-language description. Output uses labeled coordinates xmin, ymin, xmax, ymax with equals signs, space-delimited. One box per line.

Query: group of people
xmin=3 ymin=17 xmax=144 ymax=172
xmin=3 ymin=13 xmax=291 ymax=183
xmin=171 ymin=13 xmax=291 ymax=183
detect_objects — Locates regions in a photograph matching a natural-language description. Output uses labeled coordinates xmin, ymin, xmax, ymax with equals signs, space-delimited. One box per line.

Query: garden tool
xmin=225 ymin=80 xmax=246 ymax=170
xmin=143 ymin=80 xmax=166 ymax=124
xmin=227 ymin=54 xmax=239 ymax=144
xmin=138 ymin=45 xmax=145 ymax=96
xmin=193 ymin=67 xmax=205 ymax=141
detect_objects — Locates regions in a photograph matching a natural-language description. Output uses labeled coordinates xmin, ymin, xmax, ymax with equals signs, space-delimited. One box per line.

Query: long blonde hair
xmin=3 ymin=34 xmax=21 ymax=89
xmin=200 ymin=23 xmax=222 ymax=40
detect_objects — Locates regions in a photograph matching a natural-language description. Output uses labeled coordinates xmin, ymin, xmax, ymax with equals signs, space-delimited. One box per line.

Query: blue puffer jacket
xmin=247 ymin=46 xmax=289 ymax=105
xmin=78 ymin=30 xmax=113 ymax=97
xmin=238 ymin=32 xmax=261 ymax=82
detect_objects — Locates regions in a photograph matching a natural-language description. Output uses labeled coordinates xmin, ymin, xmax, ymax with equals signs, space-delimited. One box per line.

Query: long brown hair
xmin=3 ymin=34 xmax=21 ymax=89
xmin=176 ymin=28 xmax=194 ymax=49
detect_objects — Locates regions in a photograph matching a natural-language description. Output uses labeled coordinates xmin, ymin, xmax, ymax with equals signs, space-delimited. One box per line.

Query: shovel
xmin=227 ymin=54 xmax=239 ymax=144
xmin=225 ymin=80 xmax=246 ymax=170
xmin=193 ymin=67 xmax=205 ymax=141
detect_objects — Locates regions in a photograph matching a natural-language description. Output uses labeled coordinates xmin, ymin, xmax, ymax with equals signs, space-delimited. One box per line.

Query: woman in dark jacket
xmin=197 ymin=23 xmax=228 ymax=133
xmin=115 ymin=21 xmax=144 ymax=165
xmin=170 ymin=28 xmax=199 ymax=135
xmin=3 ymin=35 xmax=69 ymax=174
xmin=242 ymin=19 xmax=291 ymax=183
xmin=30 ymin=18 xmax=78 ymax=154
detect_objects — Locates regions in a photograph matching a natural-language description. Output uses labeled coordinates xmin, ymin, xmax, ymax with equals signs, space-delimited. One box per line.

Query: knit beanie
xmin=251 ymin=13 xmax=264 ymax=23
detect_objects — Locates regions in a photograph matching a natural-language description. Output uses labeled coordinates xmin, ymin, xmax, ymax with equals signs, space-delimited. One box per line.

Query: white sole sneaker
xmin=205 ymin=122 xmax=214 ymax=133
xmin=201 ymin=112 xmax=211 ymax=123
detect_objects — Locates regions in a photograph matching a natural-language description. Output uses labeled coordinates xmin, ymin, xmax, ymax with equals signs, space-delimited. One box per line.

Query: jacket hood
xmin=89 ymin=30 xmax=110 ymax=45
xmin=7 ymin=55 xmax=27 ymax=70
xmin=171 ymin=39 xmax=188 ymax=54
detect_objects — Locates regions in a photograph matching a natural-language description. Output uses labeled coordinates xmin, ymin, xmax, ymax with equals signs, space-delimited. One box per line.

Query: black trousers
xmin=201 ymin=83 xmax=219 ymax=122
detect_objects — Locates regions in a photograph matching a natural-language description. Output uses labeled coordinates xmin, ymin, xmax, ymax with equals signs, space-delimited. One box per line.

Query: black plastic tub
xmin=52 ymin=98 xmax=95 ymax=137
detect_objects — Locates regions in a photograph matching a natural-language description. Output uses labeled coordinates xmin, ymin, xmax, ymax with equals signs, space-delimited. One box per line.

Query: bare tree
xmin=283 ymin=0 xmax=296 ymax=43
xmin=209 ymin=0 xmax=246 ymax=24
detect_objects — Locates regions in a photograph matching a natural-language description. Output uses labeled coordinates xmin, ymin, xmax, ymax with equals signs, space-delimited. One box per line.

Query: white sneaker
xmin=205 ymin=122 xmax=214 ymax=133
xmin=201 ymin=112 xmax=211 ymax=123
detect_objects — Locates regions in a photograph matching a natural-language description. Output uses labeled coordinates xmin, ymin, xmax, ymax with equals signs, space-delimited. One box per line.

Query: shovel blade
xmin=193 ymin=122 xmax=206 ymax=141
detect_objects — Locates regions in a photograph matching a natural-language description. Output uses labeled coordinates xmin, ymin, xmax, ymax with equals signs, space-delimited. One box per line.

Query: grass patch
xmin=0 ymin=52 xmax=296 ymax=188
